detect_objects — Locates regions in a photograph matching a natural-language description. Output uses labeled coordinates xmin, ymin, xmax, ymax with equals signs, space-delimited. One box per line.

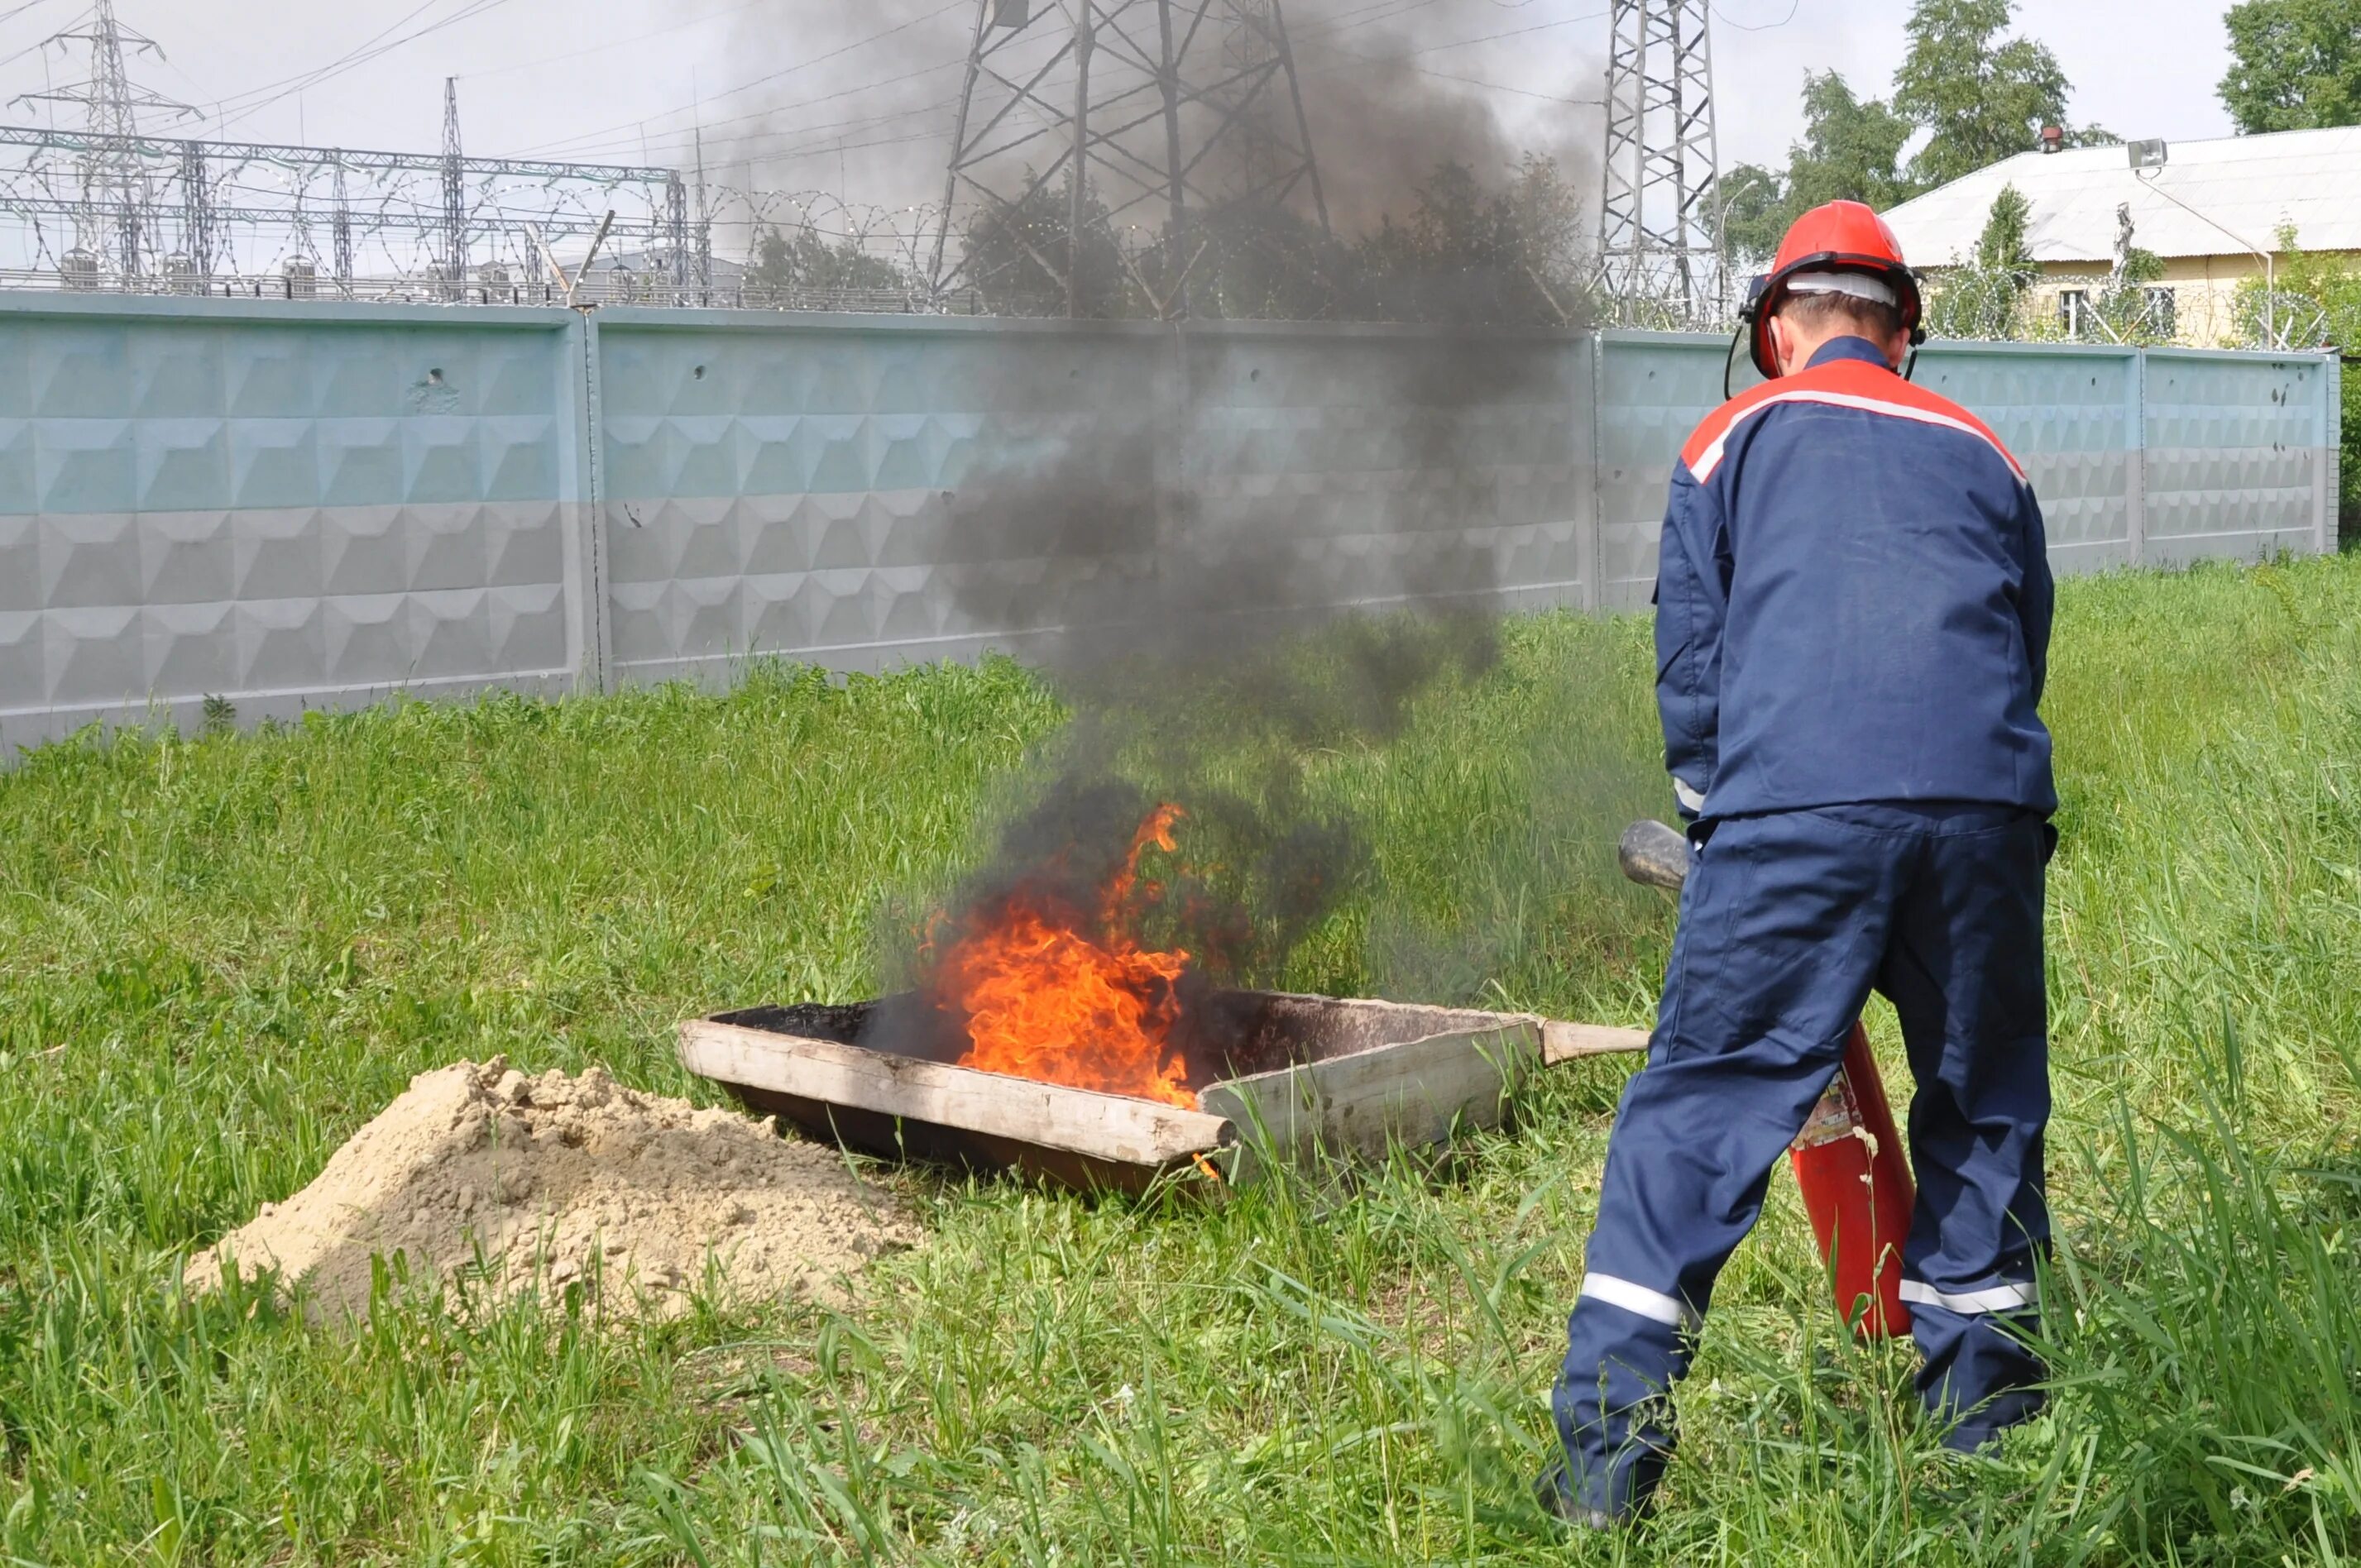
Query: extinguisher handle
xmin=1618 ymin=819 xmax=1693 ymax=892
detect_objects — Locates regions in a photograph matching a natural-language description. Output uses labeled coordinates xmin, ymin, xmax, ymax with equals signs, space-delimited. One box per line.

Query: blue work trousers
xmin=1550 ymin=802 xmax=2052 ymax=1518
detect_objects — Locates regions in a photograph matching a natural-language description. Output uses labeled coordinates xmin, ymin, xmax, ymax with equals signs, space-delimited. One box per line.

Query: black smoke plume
xmin=698 ymin=1 xmax=1619 ymax=1041
xmin=863 ymin=317 xmax=1581 ymax=1049
xmin=710 ymin=1 xmax=1601 ymax=323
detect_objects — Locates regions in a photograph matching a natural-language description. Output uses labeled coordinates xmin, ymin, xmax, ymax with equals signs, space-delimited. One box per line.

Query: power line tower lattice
xmin=442 ymin=79 xmax=465 ymax=299
xmin=1596 ymin=0 xmax=1725 ymax=329
xmin=931 ymin=0 xmax=1327 ymax=317
xmin=0 ymin=8 xmax=694 ymax=303
xmin=15 ymin=0 xmax=195 ymax=283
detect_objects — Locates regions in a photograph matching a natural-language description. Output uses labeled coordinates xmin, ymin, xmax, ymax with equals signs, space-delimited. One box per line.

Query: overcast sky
xmin=0 ymin=0 xmax=2241 ymax=230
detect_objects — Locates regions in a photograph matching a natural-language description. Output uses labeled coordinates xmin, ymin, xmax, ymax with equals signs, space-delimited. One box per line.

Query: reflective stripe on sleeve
xmin=1673 ymin=777 xmax=1707 ymax=815
xmin=1580 ymin=1273 xmax=1703 ymax=1331
xmin=1899 ymin=1279 xmax=2035 ymax=1315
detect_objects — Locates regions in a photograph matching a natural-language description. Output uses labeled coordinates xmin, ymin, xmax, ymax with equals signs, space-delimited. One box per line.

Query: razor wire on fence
xmin=2 ymin=119 xmax=2351 ymax=360
xmin=0 ymin=120 xmax=1614 ymax=327
xmin=0 ymin=122 xmax=981 ymax=313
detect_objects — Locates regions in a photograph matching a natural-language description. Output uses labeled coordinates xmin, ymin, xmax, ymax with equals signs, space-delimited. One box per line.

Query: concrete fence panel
xmin=593 ymin=310 xmax=1170 ymax=684
xmin=1911 ymin=343 xmax=2142 ymax=576
xmin=1593 ymin=332 xmax=1730 ymax=610
xmin=0 ymin=294 xmax=590 ymax=753
xmin=2141 ymin=349 xmax=2337 ymax=564
xmin=0 ymin=294 xmax=2338 ymax=754
xmin=1171 ymin=321 xmax=1592 ymax=619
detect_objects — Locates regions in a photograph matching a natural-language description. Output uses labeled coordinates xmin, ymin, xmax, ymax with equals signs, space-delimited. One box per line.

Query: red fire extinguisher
xmin=1619 ymin=821 xmax=1918 ymax=1339
xmin=1788 ymin=1022 xmax=1914 ymax=1337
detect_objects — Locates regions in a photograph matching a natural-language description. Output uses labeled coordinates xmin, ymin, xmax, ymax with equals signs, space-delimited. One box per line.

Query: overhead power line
xmin=1711 ymin=0 xmax=1797 ymax=30
xmin=641 ymin=17 xmax=1608 ymax=171
xmin=195 ymin=0 xmax=523 ymax=136
xmin=507 ymin=0 xmax=1544 ymax=166
xmin=519 ymin=56 xmax=969 ymax=163
xmin=526 ymin=0 xmax=1607 ymax=170
xmin=462 ymin=0 xmax=773 ymax=80
xmin=505 ymin=0 xmax=970 ymax=159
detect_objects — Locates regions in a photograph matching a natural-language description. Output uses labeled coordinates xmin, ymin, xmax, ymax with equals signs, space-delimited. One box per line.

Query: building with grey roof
xmin=1882 ymin=125 xmax=2361 ymax=347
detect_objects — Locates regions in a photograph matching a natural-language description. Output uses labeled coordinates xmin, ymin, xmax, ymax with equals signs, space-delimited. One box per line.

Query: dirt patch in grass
xmin=185 ymin=1059 xmax=922 ymax=1322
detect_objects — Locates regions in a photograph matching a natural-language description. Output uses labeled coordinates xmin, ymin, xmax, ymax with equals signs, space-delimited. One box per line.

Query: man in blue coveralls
xmin=1537 ymin=200 xmax=2058 ymax=1527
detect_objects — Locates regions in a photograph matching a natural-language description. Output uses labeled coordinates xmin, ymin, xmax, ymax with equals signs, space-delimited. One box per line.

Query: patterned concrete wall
xmin=1177 ymin=323 xmax=1592 ymax=619
xmin=593 ymin=313 xmax=1170 ymax=681
xmin=1588 ymin=335 xmax=2339 ymax=606
xmin=0 ymin=295 xmax=588 ymax=753
xmin=2142 ymin=349 xmax=2338 ymax=564
xmin=1592 ymin=333 xmax=1728 ymax=610
xmin=1913 ymin=343 xmax=2140 ymax=576
xmin=0 ymin=296 xmax=2337 ymax=753
xmin=591 ymin=313 xmax=1595 ymax=684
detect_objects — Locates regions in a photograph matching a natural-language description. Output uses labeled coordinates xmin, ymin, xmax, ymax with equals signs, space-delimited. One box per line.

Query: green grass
xmin=3 ymin=556 xmax=2358 ymax=1565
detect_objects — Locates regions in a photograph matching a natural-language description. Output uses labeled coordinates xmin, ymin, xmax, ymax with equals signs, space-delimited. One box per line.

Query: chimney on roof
xmin=2039 ymin=126 xmax=2065 ymax=154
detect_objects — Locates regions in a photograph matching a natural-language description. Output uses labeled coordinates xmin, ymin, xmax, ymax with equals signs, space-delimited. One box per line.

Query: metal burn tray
xmin=679 ymin=990 xmax=1642 ymax=1192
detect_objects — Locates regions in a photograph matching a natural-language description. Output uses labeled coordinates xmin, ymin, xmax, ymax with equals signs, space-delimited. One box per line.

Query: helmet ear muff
xmin=1725 ymin=323 xmax=1753 ymax=399
xmin=1739 ymin=274 xmax=1784 ymax=380
xmin=1727 ymin=276 xmax=1768 ymax=399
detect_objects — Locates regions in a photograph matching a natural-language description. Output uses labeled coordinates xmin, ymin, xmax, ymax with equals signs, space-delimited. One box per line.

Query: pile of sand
xmin=186 ymin=1058 xmax=922 ymax=1321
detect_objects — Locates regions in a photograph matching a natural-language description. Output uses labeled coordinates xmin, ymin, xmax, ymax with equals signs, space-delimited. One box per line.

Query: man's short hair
xmin=1777 ymin=288 xmax=1904 ymax=342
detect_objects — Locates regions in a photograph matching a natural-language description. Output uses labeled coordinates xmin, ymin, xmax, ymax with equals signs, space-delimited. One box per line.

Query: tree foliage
xmin=2234 ymin=222 xmax=2361 ymax=351
xmin=1725 ymin=2 xmax=2100 ymax=275
xmin=2229 ymin=226 xmax=2361 ymax=529
xmin=1723 ymin=71 xmax=1916 ymax=265
xmin=1893 ymin=0 xmax=2109 ymax=189
xmin=2086 ymin=201 xmax=2171 ymax=347
xmin=2218 ymin=0 xmax=2361 ymax=132
xmin=1336 ymin=155 xmax=1589 ymax=325
xmin=960 ymin=179 xmax=1132 ymax=317
xmin=1175 ymin=203 xmax=1336 ymax=323
xmin=955 ymin=156 xmax=1589 ymax=325
xmin=1716 ymin=163 xmax=1790 ymax=271
xmin=2269 ymin=225 xmax=2361 ymax=347
xmin=743 ymin=225 xmax=906 ymax=302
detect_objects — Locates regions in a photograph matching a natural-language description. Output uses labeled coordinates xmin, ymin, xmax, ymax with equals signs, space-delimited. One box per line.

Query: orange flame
xmin=935 ymin=804 xmax=1197 ymax=1107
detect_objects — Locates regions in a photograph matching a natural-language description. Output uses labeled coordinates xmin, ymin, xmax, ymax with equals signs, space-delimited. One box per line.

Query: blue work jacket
xmin=1655 ymin=336 xmax=2056 ymax=823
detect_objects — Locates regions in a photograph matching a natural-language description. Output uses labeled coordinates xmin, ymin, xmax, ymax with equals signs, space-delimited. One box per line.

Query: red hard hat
xmin=1740 ymin=200 xmax=1924 ymax=378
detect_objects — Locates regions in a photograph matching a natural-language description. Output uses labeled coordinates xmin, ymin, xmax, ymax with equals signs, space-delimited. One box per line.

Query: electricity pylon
xmin=1596 ymin=0 xmax=1726 ymax=328
xmin=14 ymin=0 xmax=196 ymax=280
xmin=931 ymin=0 xmax=1328 ymax=316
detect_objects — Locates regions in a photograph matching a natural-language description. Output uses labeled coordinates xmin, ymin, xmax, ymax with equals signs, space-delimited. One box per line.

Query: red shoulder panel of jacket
xmin=1679 ymin=358 xmax=2027 ymax=485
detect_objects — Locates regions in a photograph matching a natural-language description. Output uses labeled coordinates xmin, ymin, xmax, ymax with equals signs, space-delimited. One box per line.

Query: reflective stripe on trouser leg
xmin=1899 ymin=1279 xmax=2033 ymax=1314
xmin=1581 ymin=1273 xmax=1702 ymax=1332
